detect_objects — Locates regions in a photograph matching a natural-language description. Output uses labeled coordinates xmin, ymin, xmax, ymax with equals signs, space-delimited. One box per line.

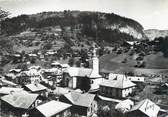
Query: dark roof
xmin=1 ymin=93 xmax=39 ymax=109
xmin=63 ymin=92 xmax=95 ymax=107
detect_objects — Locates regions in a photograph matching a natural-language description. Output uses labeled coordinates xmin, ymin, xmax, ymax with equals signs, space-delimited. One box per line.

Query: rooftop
xmin=100 ymin=75 xmax=136 ymax=89
xmin=64 ymin=67 xmax=92 ymax=77
xmin=1 ymin=93 xmax=39 ymax=109
xmin=25 ymin=83 xmax=47 ymax=92
xmin=0 ymin=87 xmax=27 ymax=95
xmin=64 ymin=67 xmax=102 ymax=78
xmin=36 ymin=100 xmax=71 ymax=117
xmin=63 ymin=92 xmax=95 ymax=107
xmin=129 ymin=99 xmax=160 ymax=117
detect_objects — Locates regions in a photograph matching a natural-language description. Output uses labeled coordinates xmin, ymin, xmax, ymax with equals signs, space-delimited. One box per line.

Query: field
xmin=99 ymin=52 xmax=168 ymax=75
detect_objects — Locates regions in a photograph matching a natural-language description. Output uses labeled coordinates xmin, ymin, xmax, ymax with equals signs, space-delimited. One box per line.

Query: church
xmin=62 ymin=47 xmax=104 ymax=92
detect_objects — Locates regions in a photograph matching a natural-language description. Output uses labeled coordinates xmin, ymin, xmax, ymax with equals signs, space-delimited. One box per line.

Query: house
xmin=51 ymin=61 xmax=61 ymax=68
xmin=62 ymin=48 xmax=103 ymax=91
xmin=99 ymin=75 xmax=136 ymax=99
xmin=0 ymin=78 xmax=18 ymax=87
xmin=127 ymin=99 xmax=160 ymax=117
xmin=0 ymin=87 xmax=27 ymax=96
xmin=19 ymin=68 xmax=43 ymax=84
xmin=60 ymin=92 xmax=97 ymax=117
xmin=115 ymin=99 xmax=134 ymax=114
xmin=109 ymin=73 xmax=145 ymax=83
xmin=31 ymin=100 xmax=72 ymax=117
xmin=0 ymin=93 xmax=40 ymax=117
xmin=23 ymin=83 xmax=47 ymax=96
xmin=9 ymin=69 xmax=22 ymax=75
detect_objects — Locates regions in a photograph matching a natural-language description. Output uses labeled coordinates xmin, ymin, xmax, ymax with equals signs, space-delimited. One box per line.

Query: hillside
xmin=1 ymin=11 xmax=145 ymax=42
xmin=144 ymin=29 xmax=168 ymax=40
xmin=99 ymin=52 xmax=168 ymax=75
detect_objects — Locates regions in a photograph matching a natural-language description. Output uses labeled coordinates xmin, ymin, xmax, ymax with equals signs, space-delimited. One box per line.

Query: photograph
xmin=0 ymin=0 xmax=168 ymax=117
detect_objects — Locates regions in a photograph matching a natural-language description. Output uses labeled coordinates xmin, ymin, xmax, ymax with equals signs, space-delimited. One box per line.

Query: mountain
xmin=144 ymin=29 xmax=168 ymax=41
xmin=1 ymin=11 xmax=146 ymax=42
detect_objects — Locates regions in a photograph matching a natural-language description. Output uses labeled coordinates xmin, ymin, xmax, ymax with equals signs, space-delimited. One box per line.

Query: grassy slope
xmin=99 ymin=52 xmax=168 ymax=75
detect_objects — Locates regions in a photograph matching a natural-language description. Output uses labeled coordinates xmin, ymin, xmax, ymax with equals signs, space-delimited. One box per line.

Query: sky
xmin=0 ymin=0 xmax=168 ymax=30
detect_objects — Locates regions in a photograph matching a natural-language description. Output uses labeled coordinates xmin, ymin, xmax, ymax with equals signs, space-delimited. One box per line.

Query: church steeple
xmin=90 ymin=46 xmax=101 ymax=78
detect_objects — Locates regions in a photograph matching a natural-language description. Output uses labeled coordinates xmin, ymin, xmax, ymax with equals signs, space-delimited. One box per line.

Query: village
xmin=0 ymin=40 xmax=168 ymax=117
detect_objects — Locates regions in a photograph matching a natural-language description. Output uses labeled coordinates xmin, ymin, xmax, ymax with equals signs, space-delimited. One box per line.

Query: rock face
xmin=144 ymin=29 xmax=168 ymax=40
xmin=108 ymin=24 xmax=143 ymax=39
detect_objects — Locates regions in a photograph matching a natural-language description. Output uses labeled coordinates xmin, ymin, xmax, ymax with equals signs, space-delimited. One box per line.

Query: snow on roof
xmin=25 ymin=83 xmax=47 ymax=92
xmin=63 ymin=92 xmax=95 ymax=107
xmin=129 ymin=99 xmax=160 ymax=117
xmin=100 ymin=75 xmax=136 ymax=89
xmin=1 ymin=93 xmax=39 ymax=109
xmin=36 ymin=100 xmax=71 ymax=117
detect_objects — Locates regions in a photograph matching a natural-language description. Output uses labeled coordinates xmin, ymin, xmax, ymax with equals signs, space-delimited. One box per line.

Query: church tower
xmin=90 ymin=47 xmax=101 ymax=78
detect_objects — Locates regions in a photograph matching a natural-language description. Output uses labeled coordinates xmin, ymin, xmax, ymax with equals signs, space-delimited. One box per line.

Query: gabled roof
xmin=25 ymin=83 xmax=47 ymax=92
xmin=0 ymin=79 xmax=17 ymax=86
xmin=0 ymin=87 xmax=27 ymax=95
xmin=36 ymin=100 xmax=71 ymax=117
xmin=100 ymin=75 xmax=136 ymax=89
xmin=109 ymin=73 xmax=144 ymax=82
xmin=64 ymin=67 xmax=93 ymax=77
xmin=63 ymin=92 xmax=95 ymax=107
xmin=1 ymin=93 xmax=39 ymax=109
xmin=9 ymin=69 xmax=21 ymax=73
xmin=129 ymin=99 xmax=160 ymax=117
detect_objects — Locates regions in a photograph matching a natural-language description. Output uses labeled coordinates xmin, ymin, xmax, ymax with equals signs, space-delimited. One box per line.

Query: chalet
xmin=0 ymin=93 xmax=40 ymax=117
xmin=18 ymin=68 xmax=43 ymax=84
xmin=109 ymin=73 xmax=145 ymax=83
xmin=51 ymin=61 xmax=61 ymax=68
xmin=23 ymin=83 xmax=47 ymax=96
xmin=9 ymin=69 xmax=22 ymax=75
xmin=28 ymin=53 xmax=38 ymax=58
xmin=99 ymin=75 xmax=136 ymax=99
xmin=62 ymin=48 xmax=103 ymax=91
xmin=127 ymin=99 xmax=160 ymax=117
xmin=60 ymin=92 xmax=97 ymax=117
xmin=31 ymin=100 xmax=72 ymax=117
xmin=28 ymin=65 xmax=41 ymax=70
xmin=115 ymin=99 xmax=134 ymax=114
xmin=0 ymin=87 xmax=27 ymax=96
xmin=0 ymin=78 xmax=18 ymax=87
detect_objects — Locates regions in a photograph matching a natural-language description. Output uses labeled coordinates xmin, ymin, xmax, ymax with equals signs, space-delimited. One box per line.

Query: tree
xmin=80 ymin=76 xmax=91 ymax=92
xmin=0 ymin=8 xmax=9 ymax=34
xmin=68 ymin=57 xmax=75 ymax=67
